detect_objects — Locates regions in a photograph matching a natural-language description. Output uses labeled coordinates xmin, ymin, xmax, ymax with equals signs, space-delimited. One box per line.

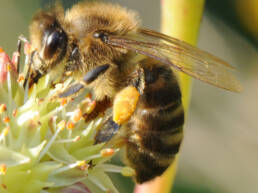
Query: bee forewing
xmin=107 ymin=29 xmax=242 ymax=92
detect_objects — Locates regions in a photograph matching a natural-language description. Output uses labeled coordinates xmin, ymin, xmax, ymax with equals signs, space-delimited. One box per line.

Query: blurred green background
xmin=0 ymin=0 xmax=257 ymax=193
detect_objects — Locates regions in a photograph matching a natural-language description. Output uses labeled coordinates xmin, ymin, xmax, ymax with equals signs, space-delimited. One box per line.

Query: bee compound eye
xmin=42 ymin=29 xmax=67 ymax=60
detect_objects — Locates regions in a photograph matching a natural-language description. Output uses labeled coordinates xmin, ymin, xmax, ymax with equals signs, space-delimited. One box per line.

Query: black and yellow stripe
xmin=125 ymin=58 xmax=184 ymax=183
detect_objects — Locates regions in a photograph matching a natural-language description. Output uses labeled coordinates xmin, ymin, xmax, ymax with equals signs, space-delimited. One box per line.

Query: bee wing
xmin=107 ymin=28 xmax=241 ymax=92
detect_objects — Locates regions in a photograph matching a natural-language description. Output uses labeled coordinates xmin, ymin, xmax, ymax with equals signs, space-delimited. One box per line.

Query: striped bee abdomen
xmin=125 ymin=59 xmax=184 ymax=183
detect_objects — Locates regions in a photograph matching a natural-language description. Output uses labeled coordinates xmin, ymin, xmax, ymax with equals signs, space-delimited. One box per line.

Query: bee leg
xmin=95 ymin=117 xmax=120 ymax=144
xmin=59 ymin=64 xmax=110 ymax=98
xmin=95 ymin=116 xmax=127 ymax=148
xmin=83 ymin=64 xmax=110 ymax=84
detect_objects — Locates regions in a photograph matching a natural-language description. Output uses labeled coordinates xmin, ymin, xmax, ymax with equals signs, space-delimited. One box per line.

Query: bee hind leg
xmin=95 ymin=117 xmax=120 ymax=144
xmin=95 ymin=116 xmax=128 ymax=149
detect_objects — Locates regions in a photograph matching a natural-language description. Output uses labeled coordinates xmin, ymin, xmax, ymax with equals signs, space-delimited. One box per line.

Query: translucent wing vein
xmin=107 ymin=28 xmax=241 ymax=92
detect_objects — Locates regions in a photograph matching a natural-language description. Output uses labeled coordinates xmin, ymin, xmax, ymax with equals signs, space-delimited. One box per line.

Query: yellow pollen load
xmin=113 ymin=86 xmax=140 ymax=125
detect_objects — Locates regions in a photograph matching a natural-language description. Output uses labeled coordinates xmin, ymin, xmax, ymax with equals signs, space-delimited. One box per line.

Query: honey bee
xmin=26 ymin=2 xmax=241 ymax=183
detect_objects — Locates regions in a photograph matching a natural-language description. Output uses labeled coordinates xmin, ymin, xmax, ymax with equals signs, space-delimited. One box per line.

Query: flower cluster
xmin=0 ymin=45 xmax=133 ymax=193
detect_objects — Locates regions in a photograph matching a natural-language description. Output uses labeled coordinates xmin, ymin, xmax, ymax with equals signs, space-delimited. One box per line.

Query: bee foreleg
xmin=83 ymin=64 xmax=110 ymax=84
xmin=59 ymin=64 xmax=110 ymax=98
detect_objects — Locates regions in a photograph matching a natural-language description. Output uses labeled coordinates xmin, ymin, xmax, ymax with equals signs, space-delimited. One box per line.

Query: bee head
xmin=29 ymin=9 xmax=68 ymax=73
